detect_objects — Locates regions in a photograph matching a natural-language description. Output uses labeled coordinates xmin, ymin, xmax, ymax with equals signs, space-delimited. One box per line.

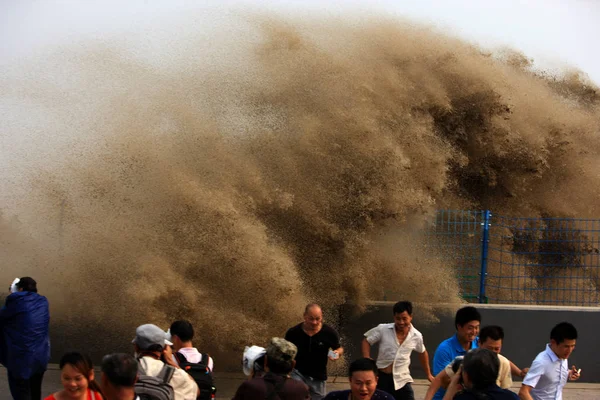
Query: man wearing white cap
xmin=132 ymin=323 xmax=199 ymax=400
xmin=243 ymin=345 xmax=266 ymax=378
xmin=233 ymin=337 xmax=310 ymax=400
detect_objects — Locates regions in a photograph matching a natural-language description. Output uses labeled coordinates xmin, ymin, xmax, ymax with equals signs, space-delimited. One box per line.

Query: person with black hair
xmin=519 ymin=322 xmax=580 ymax=400
xmin=100 ymin=353 xmax=139 ymax=400
xmin=443 ymin=348 xmax=518 ymax=400
xmin=361 ymin=301 xmax=433 ymax=400
xmin=44 ymin=352 xmax=103 ymax=400
xmin=167 ymin=320 xmax=215 ymax=400
xmin=168 ymin=320 xmax=214 ymax=372
xmin=324 ymin=358 xmax=394 ymax=400
xmin=425 ymin=325 xmax=528 ymax=400
xmin=132 ymin=324 xmax=198 ymax=400
xmin=232 ymin=338 xmax=310 ymax=400
xmin=0 ymin=276 xmax=50 ymax=400
xmin=431 ymin=306 xmax=481 ymax=400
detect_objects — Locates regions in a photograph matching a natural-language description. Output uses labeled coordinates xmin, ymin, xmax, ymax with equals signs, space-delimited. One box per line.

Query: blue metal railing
xmin=426 ymin=211 xmax=600 ymax=306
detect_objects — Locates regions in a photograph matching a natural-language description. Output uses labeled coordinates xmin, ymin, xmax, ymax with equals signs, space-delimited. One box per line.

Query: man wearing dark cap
xmin=133 ymin=323 xmax=199 ymax=400
xmin=0 ymin=277 xmax=50 ymax=400
xmin=232 ymin=337 xmax=310 ymax=400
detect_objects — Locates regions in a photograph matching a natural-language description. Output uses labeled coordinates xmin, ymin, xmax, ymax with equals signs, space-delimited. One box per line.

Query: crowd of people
xmin=0 ymin=277 xmax=583 ymax=400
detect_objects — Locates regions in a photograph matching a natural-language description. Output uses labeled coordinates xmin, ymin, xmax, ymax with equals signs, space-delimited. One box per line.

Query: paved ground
xmin=1 ymin=365 xmax=598 ymax=399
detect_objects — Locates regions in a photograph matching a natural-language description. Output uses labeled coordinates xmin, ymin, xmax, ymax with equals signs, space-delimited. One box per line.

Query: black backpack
xmin=174 ymin=352 xmax=216 ymax=400
xmin=135 ymin=362 xmax=176 ymax=400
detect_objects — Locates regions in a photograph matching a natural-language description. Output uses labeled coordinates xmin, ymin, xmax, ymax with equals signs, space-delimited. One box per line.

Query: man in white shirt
xmin=361 ymin=301 xmax=434 ymax=400
xmin=133 ymin=323 xmax=199 ymax=400
xmin=519 ymin=322 xmax=581 ymax=400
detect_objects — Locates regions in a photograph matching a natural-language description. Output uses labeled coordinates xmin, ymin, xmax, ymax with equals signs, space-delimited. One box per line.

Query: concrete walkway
xmin=1 ymin=365 xmax=598 ymax=399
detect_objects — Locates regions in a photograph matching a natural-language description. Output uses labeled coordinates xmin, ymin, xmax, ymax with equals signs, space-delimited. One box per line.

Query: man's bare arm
xmin=442 ymin=368 xmax=463 ymax=400
xmin=510 ymin=360 xmax=529 ymax=378
xmin=519 ymin=384 xmax=534 ymax=400
xmin=419 ymin=350 xmax=435 ymax=382
xmin=361 ymin=338 xmax=371 ymax=358
xmin=424 ymin=370 xmax=450 ymax=400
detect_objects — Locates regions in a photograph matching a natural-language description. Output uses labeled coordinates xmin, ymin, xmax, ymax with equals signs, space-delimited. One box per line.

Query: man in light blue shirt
xmin=431 ymin=306 xmax=480 ymax=400
xmin=519 ymin=322 xmax=581 ymax=400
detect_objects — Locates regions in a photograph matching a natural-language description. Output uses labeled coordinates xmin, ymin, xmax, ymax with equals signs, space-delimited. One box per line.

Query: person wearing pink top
xmin=168 ymin=320 xmax=215 ymax=400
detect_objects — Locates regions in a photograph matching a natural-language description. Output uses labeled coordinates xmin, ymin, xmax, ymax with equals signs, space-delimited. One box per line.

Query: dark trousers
xmin=7 ymin=370 xmax=45 ymax=400
xmin=377 ymin=371 xmax=415 ymax=400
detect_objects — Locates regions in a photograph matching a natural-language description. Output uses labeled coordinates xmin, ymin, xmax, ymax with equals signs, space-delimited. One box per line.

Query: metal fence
xmin=426 ymin=210 xmax=600 ymax=306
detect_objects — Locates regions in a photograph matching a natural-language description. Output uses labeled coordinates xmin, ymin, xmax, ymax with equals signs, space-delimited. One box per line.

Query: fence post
xmin=479 ymin=210 xmax=491 ymax=303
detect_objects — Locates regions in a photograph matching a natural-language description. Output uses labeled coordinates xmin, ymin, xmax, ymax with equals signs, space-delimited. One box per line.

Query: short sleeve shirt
xmin=432 ymin=334 xmax=478 ymax=400
xmin=444 ymin=353 xmax=512 ymax=389
xmin=285 ymin=323 xmax=341 ymax=381
xmin=522 ymin=344 xmax=569 ymax=400
xmin=364 ymin=323 xmax=426 ymax=390
xmin=174 ymin=347 xmax=214 ymax=372
xmin=138 ymin=356 xmax=199 ymax=400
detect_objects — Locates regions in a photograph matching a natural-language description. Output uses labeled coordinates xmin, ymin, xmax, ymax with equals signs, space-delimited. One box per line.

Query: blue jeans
xmin=290 ymin=369 xmax=326 ymax=400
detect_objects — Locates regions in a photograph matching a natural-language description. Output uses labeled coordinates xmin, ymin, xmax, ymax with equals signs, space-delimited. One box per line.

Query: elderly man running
xmin=285 ymin=303 xmax=344 ymax=400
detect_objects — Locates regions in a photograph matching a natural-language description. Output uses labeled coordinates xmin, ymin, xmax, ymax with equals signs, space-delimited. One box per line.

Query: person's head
xmin=461 ymin=348 xmax=499 ymax=391
xmin=132 ymin=324 xmax=173 ymax=353
xmin=59 ymin=352 xmax=102 ymax=398
xmin=242 ymin=345 xmax=266 ymax=378
xmin=264 ymin=337 xmax=297 ymax=375
xmin=478 ymin=325 xmax=504 ymax=354
xmin=451 ymin=356 xmax=464 ymax=373
xmin=303 ymin=303 xmax=323 ymax=333
xmin=392 ymin=301 xmax=413 ymax=331
xmin=348 ymin=358 xmax=379 ymax=400
xmin=550 ymin=322 xmax=577 ymax=359
xmin=16 ymin=277 xmax=37 ymax=293
xmin=455 ymin=306 xmax=481 ymax=344
xmin=169 ymin=320 xmax=194 ymax=351
xmin=101 ymin=353 xmax=138 ymax=400
xmin=253 ymin=354 xmax=266 ymax=377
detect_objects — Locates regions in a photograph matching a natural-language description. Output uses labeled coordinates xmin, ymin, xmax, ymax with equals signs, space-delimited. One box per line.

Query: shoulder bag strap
xmin=158 ymin=363 xmax=176 ymax=384
xmin=174 ymin=351 xmax=186 ymax=365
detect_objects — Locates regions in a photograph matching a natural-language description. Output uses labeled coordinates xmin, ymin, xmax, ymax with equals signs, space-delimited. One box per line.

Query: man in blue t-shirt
xmin=431 ymin=306 xmax=481 ymax=400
